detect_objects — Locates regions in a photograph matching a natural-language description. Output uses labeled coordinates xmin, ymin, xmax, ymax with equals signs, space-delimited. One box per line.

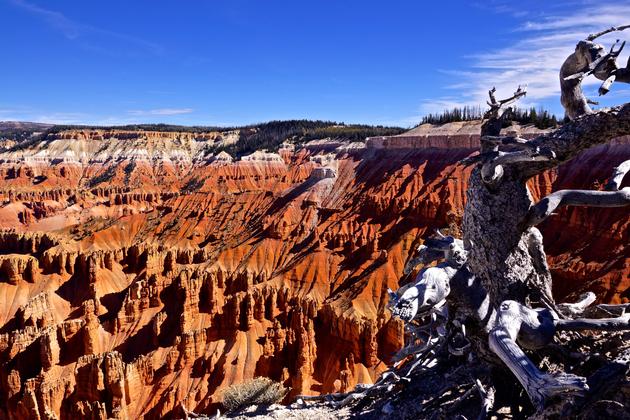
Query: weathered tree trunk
xmin=463 ymin=168 xmax=552 ymax=311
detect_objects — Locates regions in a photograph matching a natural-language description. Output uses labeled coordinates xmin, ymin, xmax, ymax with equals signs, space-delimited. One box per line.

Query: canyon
xmin=0 ymin=122 xmax=628 ymax=419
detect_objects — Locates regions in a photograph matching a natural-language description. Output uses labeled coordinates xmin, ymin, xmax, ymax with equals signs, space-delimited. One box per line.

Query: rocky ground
xmin=219 ymin=404 xmax=349 ymax=420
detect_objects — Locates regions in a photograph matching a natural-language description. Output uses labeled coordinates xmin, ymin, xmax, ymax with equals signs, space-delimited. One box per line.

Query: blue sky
xmin=1 ymin=0 xmax=629 ymax=127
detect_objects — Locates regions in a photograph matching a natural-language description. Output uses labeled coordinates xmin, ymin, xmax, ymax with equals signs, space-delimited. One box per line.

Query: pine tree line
xmin=420 ymin=106 xmax=560 ymax=129
xmin=211 ymin=120 xmax=404 ymax=157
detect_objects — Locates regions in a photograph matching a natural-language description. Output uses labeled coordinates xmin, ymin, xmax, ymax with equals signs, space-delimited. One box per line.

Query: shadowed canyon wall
xmin=0 ymin=123 xmax=627 ymax=419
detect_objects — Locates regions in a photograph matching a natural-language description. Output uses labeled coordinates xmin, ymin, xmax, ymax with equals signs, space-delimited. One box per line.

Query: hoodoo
xmin=1 ymin=10 xmax=630 ymax=417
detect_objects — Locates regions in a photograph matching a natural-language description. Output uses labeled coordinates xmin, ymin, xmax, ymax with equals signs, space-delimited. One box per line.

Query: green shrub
xmin=221 ymin=377 xmax=289 ymax=413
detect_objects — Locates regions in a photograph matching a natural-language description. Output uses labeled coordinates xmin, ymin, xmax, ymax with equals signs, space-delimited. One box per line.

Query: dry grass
xmin=222 ymin=377 xmax=289 ymax=413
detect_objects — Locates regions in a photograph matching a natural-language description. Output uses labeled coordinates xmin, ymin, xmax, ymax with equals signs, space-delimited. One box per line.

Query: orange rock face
xmin=0 ymin=126 xmax=627 ymax=419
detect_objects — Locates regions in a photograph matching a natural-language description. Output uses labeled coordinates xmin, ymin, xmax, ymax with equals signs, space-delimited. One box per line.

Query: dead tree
xmin=387 ymin=27 xmax=630 ymax=416
xmin=298 ymin=27 xmax=630 ymax=418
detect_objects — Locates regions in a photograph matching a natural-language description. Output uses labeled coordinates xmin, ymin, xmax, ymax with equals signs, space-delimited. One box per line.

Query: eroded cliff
xmin=0 ymin=123 xmax=627 ymax=419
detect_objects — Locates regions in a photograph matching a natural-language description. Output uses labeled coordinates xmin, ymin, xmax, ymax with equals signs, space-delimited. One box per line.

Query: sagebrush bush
xmin=221 ymin=377 xmax=289 ymax=412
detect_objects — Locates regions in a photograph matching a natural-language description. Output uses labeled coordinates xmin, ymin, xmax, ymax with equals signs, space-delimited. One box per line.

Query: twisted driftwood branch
xmin=555 ymin=314 xmax=630 ymax=331
xmin=488 ymin=295 xmax=630 ymax=409
xmin=605 ymin=159 xmax=630 ymax=191
xmin=523 ymin=188 xmax=630 ymax=227
xmin=480 ymin=86 xmax=527 ymax=149
xmin=518 ymin=104 xmax=630 ymax=178
xmin=389 ymin=266 xmax=453 ymax=322
xmin=392 ymin=232 xmax=467 ymax=321
xmin=481 ymin=135 xmax=536 ymax=149
xmin=564 ymin=40 xmax=626 ymax=83
xmin=481 ymin=148 xmax=556 ymax=185
xmin=587 ymin=25 xmax=630 ymax=41
xmin=557 ymin=292 xmax=596 ymax=316
xmin=486 ymin=85 xmax=527 ymax=116
xmin=475 ymin=379 xmax=495 ymax=420
xmin=489 ymin=301 xmax=588 ymax=409
xmin=594 ymin=303 xmax=630 ymax=316
xmin=561 ymin=26 xmax=630 ymax=119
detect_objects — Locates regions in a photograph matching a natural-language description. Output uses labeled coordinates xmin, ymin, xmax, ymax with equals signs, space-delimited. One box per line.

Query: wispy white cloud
xmin=0 ymin=107 xmax=197 ymax=126
xmin=519 ymin=5 xmax=627 ymax=32
xmin=31 ymin=112 xmax=89 ymax=124
xmin=0 ymin=108 xmax=21 ymax=117
xmin=128 ymin=108 xmax=194 ymax=116
xmin=0 ymin=105 xmax=35 ymax=118
xmin=471 ymin=1 xmax=531 ymax=19
xmin=11 ymin=0 xmax=79 ymax=39
xmin=425 ymin=3 xmax=630 ymax=117
xmin=0 ymin=107 xmax=88 ymax=124
xmin=11 ymin=0 xmax=163 ymax=56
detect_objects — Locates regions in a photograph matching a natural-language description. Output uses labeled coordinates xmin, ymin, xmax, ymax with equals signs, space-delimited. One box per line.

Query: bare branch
xmin=605 ymin=159 xmax=630 ymax=191
xmin=489 ymin=301 xmax=588 ymax=409
xmin=497 ymin=85 xmax=527 ymax=107
xmin=564 ymin=40 xmax=626 ymax=82
xmin=558 ymin=292 xmax=596 ymax=317
xmin=555 ymin=313 xmax=630 ymax=331
xmin=594 ymin=303 xmax=630 ymax=316
xmin=519 ymin=104 xmax=630 ymax=177
xmin=492 ymin=148 xmax=556 ymax=167
xmin=579 ymin=303 xmax=629 ymax=321
xmin=475 ymin=380 xmax=494 ymax=420
xmin=464 ymin=136 xmax=551 ymax=182
xmin=479 ymin=86 xmax=529 ymax=146
xmin=524 ymin=188 xmax=630 ymax=227
xmin=487 ymin=87 xmax=497 ymax=106
xmin=390 ymin=266 xmax=453 ymax=322
xmin=560 ymin=26 xmax=630 ymax=119
xmin=481 ymin=135 xmax=533 ymax=148
xmin=481 ymin=148 xmax=556 ymax=186
xmin=586 ymin=24 xmax=630 ymax=41
xmin=599 ymin=74 xmax=616 ymax=96
xmin=460 ymin=153 xmax=487 ymax=167
xmin=181 ymin=403 xmax=204 ymax=419
xmin=489 ymin=297 xmax=630 ymax=409
xmin=484 ymin=86 xmax=527 ymax=121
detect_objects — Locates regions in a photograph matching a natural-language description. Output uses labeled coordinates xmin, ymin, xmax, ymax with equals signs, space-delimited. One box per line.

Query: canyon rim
xmin=1 ymin=2 xmax=630 ymax=419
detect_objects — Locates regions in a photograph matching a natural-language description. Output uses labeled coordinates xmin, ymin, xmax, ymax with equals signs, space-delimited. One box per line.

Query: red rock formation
xmin=0 ymin=126 xmax=627 ymax=419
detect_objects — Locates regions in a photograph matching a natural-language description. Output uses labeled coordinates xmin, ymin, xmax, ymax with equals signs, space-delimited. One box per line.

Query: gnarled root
xmin=491 ymin=296 xmax=630 ymax=410
xmin=489 ymin=300 xmax=588 ymax=410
